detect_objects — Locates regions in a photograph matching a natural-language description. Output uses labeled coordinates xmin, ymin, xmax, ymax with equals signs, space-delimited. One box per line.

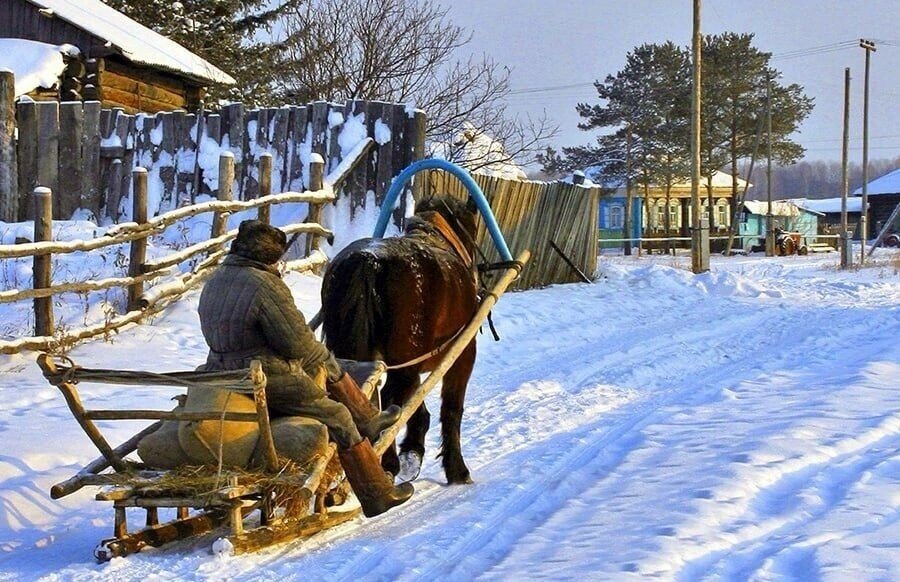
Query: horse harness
xmin=384 ymin=203 xmax=525 ymax=371
xmin=427 ymin=211 xmax=473 ymax=270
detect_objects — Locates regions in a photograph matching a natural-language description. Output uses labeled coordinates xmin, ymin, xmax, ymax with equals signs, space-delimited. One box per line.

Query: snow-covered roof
xmin=455 ymin=122 xmax=528 ymax=181
xmin=579 ymin=169 xmax=748 ymax=192
xmin=743 ymin=199 xmax=822 ymax=217
xmin=24 ymin=0 xmax=235 ymax=85
xmin=788 ymin=197 xmax=862 ymax=214
xmin=0 ymin=38 xmax=78 ymax=96
xmin=852 ymin=168 xmax=900 ymax=196
xmin=703 ymin=170 xmax=750 ymax=189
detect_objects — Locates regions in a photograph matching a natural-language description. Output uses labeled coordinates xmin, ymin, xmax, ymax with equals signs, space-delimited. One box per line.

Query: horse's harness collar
xmin=426 ymin=211 xmax=473 ymax=269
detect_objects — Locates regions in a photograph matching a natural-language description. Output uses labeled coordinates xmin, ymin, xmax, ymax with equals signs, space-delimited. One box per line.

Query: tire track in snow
xmin=332 ymin=289 xmax=894 ymax=579
xmin=278 ymin=292 xmax=860 ymax=579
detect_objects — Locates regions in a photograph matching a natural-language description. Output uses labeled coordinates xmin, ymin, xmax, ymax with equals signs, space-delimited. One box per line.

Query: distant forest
xmin=743 ymin=157 xmax=900 ymax=200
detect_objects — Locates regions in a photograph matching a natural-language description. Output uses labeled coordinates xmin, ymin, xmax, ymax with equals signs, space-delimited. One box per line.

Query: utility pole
xmin=859 ymin=38 xmax=876 ymax=264
xmin=840 ymin=67 xmax=852 ymax=268
xmin=765 ymin=75 xmax=774 ymax=257
xmin=624 ymin=129 xmax=633 ymax=256
xmin=690 ymin=0 xmax=708 ymax=273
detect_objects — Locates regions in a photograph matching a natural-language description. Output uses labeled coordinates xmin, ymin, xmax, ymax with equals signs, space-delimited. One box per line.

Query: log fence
xmin=0 ymin=145 xmax=372 ymax=355
xmin=426 ymin=171 xmax=600 ymax=289
xmin=0 ymin=76 xmax=425 ymax=225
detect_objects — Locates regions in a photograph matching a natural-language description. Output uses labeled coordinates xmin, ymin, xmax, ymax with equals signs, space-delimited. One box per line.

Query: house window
xmin=609 ymin=205 xmax=624 ymax=229
xmin=716 ymin=200 xmax=729 ymax=227
xmin=655 ymin=204 xmax=666 ymax=230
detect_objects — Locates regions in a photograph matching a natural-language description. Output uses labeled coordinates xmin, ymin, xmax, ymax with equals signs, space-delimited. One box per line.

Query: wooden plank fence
xmin=426 ymin=171 xmax=601 ymax=290
xmin=0 ymin=147 xmax=380 ymax=355
xmin=0 ymin=74 xmax=424 ymax=225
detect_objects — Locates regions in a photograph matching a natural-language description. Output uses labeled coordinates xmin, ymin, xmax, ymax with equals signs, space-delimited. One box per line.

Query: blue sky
xmin=445 ymin=0 xmax=899 ymax=165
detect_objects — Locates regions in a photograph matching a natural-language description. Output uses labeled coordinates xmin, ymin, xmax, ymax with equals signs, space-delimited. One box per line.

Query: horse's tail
xmin=322 ymin=251 xmax=382 ymax=360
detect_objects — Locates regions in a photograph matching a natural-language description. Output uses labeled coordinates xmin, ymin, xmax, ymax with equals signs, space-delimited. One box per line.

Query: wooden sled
xmin=39 ymin=250 xmax=529 ymax=560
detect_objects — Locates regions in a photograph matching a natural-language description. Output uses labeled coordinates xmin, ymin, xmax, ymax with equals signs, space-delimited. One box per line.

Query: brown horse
xmin=321 ymin=195 xmax=479 ymax=484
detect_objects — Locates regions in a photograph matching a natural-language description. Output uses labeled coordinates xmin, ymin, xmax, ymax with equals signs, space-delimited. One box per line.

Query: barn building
xmin=853 ymin=168 xmax=900 ymax=239
xmin=0 ymin=0 xmax=234 ymax=112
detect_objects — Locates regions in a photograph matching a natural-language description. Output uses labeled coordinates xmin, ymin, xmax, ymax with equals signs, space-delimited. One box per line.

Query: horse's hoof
xmin=397 ymin=450 xmax=423 ymax=483
xmin=447 ymin=472 xmax=473 ymax=485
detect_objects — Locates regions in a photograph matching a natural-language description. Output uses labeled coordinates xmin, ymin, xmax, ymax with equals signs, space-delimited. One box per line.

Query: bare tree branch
xmin=277 ymin=0 xmax=556 ymax=173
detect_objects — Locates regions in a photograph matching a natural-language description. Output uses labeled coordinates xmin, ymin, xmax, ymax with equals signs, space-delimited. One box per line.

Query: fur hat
xmin=229 ymin=220 xmax=287 ymax=265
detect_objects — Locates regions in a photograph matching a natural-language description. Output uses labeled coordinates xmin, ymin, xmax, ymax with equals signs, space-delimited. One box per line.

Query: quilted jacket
xmin=198 ymin=254 xmax=332 ymax=396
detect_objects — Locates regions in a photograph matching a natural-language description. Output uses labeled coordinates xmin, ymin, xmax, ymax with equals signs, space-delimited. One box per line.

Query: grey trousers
xmin=266 ymin=377 xmax=362 ymax=449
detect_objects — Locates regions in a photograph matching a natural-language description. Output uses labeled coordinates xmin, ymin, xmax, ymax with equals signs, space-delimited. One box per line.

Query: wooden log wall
xmin=0 ymin=72 xmax=16 ymax=222
xmin=426 ymin=171 xmax=600 ymax=290
xmin=4 ymin=98 xmax=426 ymax=224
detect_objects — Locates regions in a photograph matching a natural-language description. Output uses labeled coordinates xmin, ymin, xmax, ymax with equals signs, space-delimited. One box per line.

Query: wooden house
xmin=0 ymin=0 xmax=234 ymax=112
xmin=579 ymin=174 xmax=644 ymax=249
xmin=853 ymin=168 xmax=900 ymax=239
xmin=789 ymin=197 xmax=863 ymax=239
xmin=639 ymin=171 xmax=746 ymax=239
xmin=738 ymin=200 xmax=822 ymax=251
xmin=588 ymin=170 xmax=744 ymax=249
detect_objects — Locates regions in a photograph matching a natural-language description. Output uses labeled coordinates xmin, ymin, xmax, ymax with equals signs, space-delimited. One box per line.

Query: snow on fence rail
xmin=0 ymin=146 xmax=373 ymax=355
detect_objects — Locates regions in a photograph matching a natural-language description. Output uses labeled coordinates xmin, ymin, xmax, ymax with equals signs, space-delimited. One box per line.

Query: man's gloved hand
xmin=324 ymin=353 xmax=344 ymax=384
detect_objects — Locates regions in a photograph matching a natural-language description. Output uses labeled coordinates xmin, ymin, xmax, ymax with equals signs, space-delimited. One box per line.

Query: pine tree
xmin=701 ymin=33 xmax=813 ymax=226
xmin=542 ymin=35 xmax=814 ymax=236
xmin=569 ymin=42 xmax=691 ymax=244
xmin=101 ymin=0 xmax=302 ymax=106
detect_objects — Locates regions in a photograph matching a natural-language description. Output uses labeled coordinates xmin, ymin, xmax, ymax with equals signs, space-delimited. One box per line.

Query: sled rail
xmin=39 ymin=354 xmax=387 ymax=560
xmin=38 ymin=355 xmax=279 ymax=481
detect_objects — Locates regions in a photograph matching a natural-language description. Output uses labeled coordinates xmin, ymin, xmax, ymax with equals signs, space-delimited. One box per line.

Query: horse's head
xmin=415 ymin=195 xmax=478 ymax=259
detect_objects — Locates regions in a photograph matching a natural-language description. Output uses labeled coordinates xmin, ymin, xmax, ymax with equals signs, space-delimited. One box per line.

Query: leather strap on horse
xmin=428 ymin=211 xmax=473 ymax=269
xmin=384 ymin=324 xmax=467 ymax=370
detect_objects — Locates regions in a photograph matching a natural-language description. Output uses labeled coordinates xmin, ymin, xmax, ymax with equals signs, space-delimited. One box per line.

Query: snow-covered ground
xmin=0 ymin=249 xmax=898 ymax=580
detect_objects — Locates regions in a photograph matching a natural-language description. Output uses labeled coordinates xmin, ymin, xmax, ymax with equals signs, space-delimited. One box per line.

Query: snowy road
xmin=0 ymin=251 xmax=898 ymax=580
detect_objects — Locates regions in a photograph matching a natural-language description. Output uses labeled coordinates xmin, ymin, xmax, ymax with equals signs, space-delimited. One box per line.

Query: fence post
xmin=212 ymin=152 xmax=235 ymax=239
xmin=0 ymin=71 xmax=17 ymax=222
xmin=258 ymin=152 xmax=272 ymax=224
xmin=305 ymin=153 xmax=325 ymax=255
xmin=127 ymin=168 xmax=148 ymax=311
xmin=33 ymin=187 xmax=54 ymax=337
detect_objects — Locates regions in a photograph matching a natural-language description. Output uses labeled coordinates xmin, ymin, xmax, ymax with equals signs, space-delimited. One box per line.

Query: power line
xmin=505 ymin=39 xmax=868 ymax=97
xmin=508 ymin=82 xmax=594 ymax=95
xmin=799 ymin=134 xmax=900 ymax=144
xmin=804 ymin=145 xmax=900 ymax=152
xmin=771 ymin=40 xmax=858 ymax=60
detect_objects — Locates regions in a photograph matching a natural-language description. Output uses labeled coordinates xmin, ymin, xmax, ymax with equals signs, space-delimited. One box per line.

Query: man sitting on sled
xmin=198 ymin=220 xmax=414 ymax=518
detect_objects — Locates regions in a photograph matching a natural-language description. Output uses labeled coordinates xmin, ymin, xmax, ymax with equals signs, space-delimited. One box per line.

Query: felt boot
xmin=339 ymin=438 xmax=414 ymax=517
xmin=327 ymin=372 xmax=401 ymax=441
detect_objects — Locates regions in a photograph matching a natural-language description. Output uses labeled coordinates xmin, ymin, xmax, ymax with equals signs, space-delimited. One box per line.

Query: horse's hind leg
xmin=397 ymin=370 xmax=430 ymax=481
xmin=379 ymin=368 xmax=420 ymax=477
xmin=440 ymin=341 xmax=476 ymax=484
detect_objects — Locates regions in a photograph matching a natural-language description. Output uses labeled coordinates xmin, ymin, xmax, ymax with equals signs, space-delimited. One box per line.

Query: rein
xmin=383 ymin=324 xmax=468 ymax=370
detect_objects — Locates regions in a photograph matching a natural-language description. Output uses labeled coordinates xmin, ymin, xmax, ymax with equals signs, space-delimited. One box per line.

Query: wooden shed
xmin=738 ymin=200 xmax=822 ymax=251
xmin=0 ymin=0 xmax=234 ymax=113
xmin=789 ymin=197 xmax=863 ymax=239
xmin=853 ymin=168 xmax=900 ymax=239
